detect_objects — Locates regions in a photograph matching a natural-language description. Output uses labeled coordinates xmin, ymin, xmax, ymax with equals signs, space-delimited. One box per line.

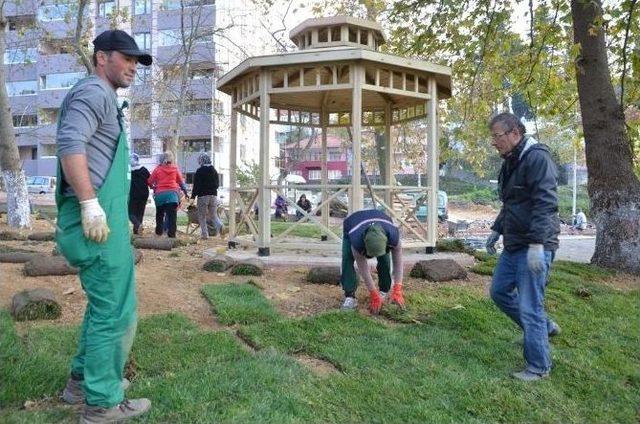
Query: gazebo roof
xmin=217 ymin=46 xmax=452 ymax=102
xmin=289 ymin=16 xmax=387 ymax=44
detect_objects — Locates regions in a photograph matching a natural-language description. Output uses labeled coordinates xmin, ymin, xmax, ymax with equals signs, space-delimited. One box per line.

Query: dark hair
xmin=91 ymin=50 xmax=113 ymax=67
xmin=489 ymin=112 xmax=526 ymax=136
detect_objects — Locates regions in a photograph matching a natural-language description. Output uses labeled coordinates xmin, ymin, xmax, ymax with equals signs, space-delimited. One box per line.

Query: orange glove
xmin=368 ymin=290 xmax=383 ymax=315
xmin=390 ymin=283 xmax=405 ymax=308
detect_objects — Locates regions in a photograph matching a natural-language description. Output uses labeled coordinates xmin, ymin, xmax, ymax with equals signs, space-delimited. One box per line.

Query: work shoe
xmin=548 ymin=321 xmax=561 ymax=337
xmin=341 ymin=297 xmax=358 ymax=310
xmin=389 ymin=284 xmax=405 ymax=308
xmin=80 ymin=398 xmax=151 ymax=423
xmin=62 ymin=378 xmax=130 ymax=405
xmin=368 ymin=291 xmax=383 ymax=315
xmin=511 ymin=369 xmax=549 ymax=382
xmin=379 ymin=291 xmax=387 ymax=302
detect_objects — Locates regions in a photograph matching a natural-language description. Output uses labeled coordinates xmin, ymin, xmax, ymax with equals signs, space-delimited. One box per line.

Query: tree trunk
xmin=0 ymin=12 xmax=31 ymax=229
xmin=571 ymin=0 xmax=640 ymax=275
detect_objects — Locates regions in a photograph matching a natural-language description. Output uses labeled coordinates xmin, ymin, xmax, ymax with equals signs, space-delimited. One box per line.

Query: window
xmin=183 ymin=138 xmax=209 ymax=152
xmin=38 ymin=3 xmax=71 ymax=21
xmin=7 ymin=15 xmax=36 ymax=32
xmin=13 ymin=114 xmax=37 ymax=127
xmin=6 ymin=80 xmax=37 ymax=96
xmin=189 ymin=68 xmax=213 ymax=80
xmin=328 ymin=149 xmax=342 ymax=161
xmin=158 ymin=29 xmax=181 ymax=47
xmin=134 ymin=0 xmax=151 ymax=14
xmin=96 ymin=0 xmax=115 ymax=17
xmin=160 ymin=0 xmax=214 ymax=10
xmin=134 ymin=68 xmax=152 ymax=85
xmin=132 ymin=138 xmax=151 ymax=156
xmin=328 ymin=170 xmax=343 ymax=180
xmin=4 ymin=48 xmax=37 ymax=64
xmin=38 ymin=108 xmax=59 ymax=125
xmin=131 ymin=103 xmax=151 ymax=122
xmin=308 ymin=170 xmax=321 ymax=180
xmin=40 ymin=72 xmax=85 ymax=90
xmin=213 ymin=99 xmax=224 ymax=115
xmin=185 ymin=99 xmax=211 ymax=115
xmin=134 ymin=32 xmax=151 ymax=50
xmin=39 ymin=38 xmax=74 ymax=55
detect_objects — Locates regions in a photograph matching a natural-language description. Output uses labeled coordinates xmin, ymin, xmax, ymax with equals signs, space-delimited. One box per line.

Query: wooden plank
xmin=361 ymin=83 xmax=431 ymax=100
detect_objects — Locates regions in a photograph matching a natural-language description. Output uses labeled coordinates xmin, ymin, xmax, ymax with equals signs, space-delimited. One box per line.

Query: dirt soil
xmin=1 ymin=216 xmax=634 ymax=333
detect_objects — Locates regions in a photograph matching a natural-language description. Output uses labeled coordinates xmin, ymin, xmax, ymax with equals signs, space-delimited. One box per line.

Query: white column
xmin=427 ymin=77 xmax=439 ymax=248
xmin=321 ymin=107 xmax=329 ymax=231
xmin=228 ymin=108 xmax=238 ymax=240
xmin=350 ymin=64 xmax=363 ymax=212
xmin=258 ymin=70 xmax=271 ymax=255
xmin=384 ymin=101 xmax=393 ymax=207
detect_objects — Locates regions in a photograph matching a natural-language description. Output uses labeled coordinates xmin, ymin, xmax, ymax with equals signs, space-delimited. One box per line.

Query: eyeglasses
xmin=491 ymin=129 xmax=512 ymax=140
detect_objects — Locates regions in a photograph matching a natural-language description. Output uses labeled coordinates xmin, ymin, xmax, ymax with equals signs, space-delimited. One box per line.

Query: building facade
xmin=4 ymin=0 xmax=218 ymax=182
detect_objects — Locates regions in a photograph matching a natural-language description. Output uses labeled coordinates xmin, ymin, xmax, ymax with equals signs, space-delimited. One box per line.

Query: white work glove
xmin=527 ymin=244 xmax=545 ymax=274
xmin=485 ymin=231 xmax=500 ymax=255
xmin=79 ymin=198 xmax=110 ymax=243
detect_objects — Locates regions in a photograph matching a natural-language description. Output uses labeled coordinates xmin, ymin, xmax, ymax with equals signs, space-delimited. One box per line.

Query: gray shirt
xmin=56 ymin=75 xmax=120 ymax=196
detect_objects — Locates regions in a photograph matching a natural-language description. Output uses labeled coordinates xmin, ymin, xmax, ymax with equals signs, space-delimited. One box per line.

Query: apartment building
xmin=4 ymin=0 xmax=219 ymax=182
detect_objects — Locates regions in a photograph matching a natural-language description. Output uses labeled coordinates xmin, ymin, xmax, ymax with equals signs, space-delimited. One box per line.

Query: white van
xmin=26 ymin=176 xmax=56 ymax=194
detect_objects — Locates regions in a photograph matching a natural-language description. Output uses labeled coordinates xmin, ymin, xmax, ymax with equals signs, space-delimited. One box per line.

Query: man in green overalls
xmin=56 ymin=30 xmax=152 ymax=423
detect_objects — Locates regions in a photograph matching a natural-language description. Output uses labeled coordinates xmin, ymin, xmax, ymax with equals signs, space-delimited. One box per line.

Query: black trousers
xmin=155 ymin=202 xmax=178 ymax=238
xmin=128 ymin=195 xmax=148 ymax=234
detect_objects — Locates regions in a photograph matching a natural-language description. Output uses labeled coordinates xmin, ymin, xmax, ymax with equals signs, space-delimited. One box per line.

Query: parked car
xmin=414 ymin=190 xmax=448 ymax=222
xmin=26 ymin=176 xmax=56 ymax=194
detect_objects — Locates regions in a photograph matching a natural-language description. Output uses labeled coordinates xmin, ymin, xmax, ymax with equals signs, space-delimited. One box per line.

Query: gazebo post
xmin=350 ymin=64 xmax=364 ymax=212
xmin=384 ymin=101 xmax=393 ymax=207
xmin=321 ymin=105 xmax=329 ymax=238
xmin=426 ymin=76 xmax=439 ymax=252
xmin=258 ymin=70 xmax=272 ymax=256
xmin=228 ymin=108 xmax=238 ymax=246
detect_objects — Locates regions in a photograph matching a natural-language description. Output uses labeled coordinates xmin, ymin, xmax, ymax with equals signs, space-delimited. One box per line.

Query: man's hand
xmin=390 ymin=283 xmax=405 ymax=308
xmin=368 ymin=290 xmax=383 ymax=315
xmin=485 ymin=231 xmax=500 ymax=255
xmin=527 ymin=244 xmax=545 ymax=274
xmin=79 ymin=198 xmax=110 ymax=243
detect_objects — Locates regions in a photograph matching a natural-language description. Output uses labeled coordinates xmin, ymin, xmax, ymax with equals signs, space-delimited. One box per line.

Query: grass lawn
xmin=1 ymin=259 xmax=638 ymax=423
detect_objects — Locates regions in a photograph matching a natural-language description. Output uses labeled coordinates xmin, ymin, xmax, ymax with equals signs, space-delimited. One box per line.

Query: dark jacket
xmin=130 ymin=166 xmax=150 ymax=202
xmin=343 ymin=209 xmax=400 ymax=255
xmin=492 ymin=136 xmax=560 ymax=252
xmin=191 ymin=165 xmax=219 ymax=198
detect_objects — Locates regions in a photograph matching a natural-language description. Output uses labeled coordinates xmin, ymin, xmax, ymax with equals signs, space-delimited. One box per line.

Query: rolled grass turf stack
xmin=231 ymin=258 xmax=264 ymax=276
xmin=133 ymin=237 xmax=174 ymax=251
xmin=23 ymin=256 xmax=78 ymax=277
xmin=0 ymin=231 xmax=28 ymax=241
xmin=11 ymin=288 xmax=62 ymax=321
xmin=27 ymin=232 xmax=55 ymax=242
xmin=0 ymin=252 xmax=40 ymax=263
xmin=203 ymin=254 xmax=236 ymax=272
xmin=409 ymin=259 xmax=467 ymax=281
xmin=307 ymin=266 xmax=341 ymax=285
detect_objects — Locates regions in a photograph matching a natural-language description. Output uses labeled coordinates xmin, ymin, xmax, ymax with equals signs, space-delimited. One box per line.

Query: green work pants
xmin=340 ymin=236 xmax=392 ymax=297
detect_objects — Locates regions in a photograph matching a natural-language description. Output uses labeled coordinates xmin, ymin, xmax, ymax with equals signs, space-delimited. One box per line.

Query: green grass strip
xmin=201 ymin=282 xmax=280 ymax=325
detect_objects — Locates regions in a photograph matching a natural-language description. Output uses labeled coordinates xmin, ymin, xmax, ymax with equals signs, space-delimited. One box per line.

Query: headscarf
xmin=364 ymin=223 xmax=388 ymax=258
xmin=198 ymin=152 xmax=212 ymax=166
xmin=130 ymin=153 xmax=140 ymax=168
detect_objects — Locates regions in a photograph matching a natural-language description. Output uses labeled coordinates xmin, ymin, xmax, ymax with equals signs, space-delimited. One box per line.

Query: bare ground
xmin=1 ymin=216 xmax=634 ymax=336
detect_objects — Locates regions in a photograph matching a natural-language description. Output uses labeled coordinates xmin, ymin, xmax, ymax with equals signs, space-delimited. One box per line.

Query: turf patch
xmin=201 ymin=283 xmax=280 ymax=325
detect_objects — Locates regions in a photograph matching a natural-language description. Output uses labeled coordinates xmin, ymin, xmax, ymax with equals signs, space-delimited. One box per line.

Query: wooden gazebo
xmin=216 ymin=16 xmax=451 ymax=256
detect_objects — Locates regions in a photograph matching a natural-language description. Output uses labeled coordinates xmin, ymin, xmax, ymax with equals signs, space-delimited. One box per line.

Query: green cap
xmin=364 ymin=224 xmax=388 ymax=257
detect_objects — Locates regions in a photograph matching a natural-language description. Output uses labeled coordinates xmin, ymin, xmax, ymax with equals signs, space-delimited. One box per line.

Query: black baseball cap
xmin=93 ymin=30 xmax=152 ymax=66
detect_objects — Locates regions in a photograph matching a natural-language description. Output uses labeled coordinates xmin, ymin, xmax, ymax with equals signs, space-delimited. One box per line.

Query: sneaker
xmin=379 ymin=291 xmax=387 ymax=302
xmin=80 ymin=398 xmax=151 ymax=423
xmin=341 ymin=297 xmax=358 ymax=310
xmin=62 ymin=377 xmax=130 ymax=405
xmin=511 ymin=369 xmax=549 ymax=382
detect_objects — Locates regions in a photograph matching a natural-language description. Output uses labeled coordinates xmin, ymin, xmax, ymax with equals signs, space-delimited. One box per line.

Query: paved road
xmin=555 ymin=235 xmax=596 ymax=263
